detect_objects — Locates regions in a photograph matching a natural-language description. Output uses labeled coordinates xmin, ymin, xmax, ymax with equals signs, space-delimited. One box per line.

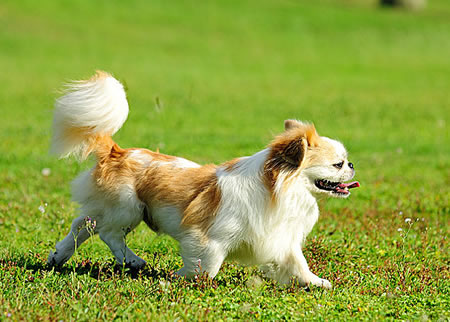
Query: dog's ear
xmin=304 ymin=123 xmax=320 ymax=147
xmin=284 ymin=119 xmax=303 ymax=131
xmin=281 ymin=137 xmax=308 ymax=167
xmin=269 ymin=122 xmax=319 ymax=170
xmin=284 ymin=120 xmax=320 ymax=147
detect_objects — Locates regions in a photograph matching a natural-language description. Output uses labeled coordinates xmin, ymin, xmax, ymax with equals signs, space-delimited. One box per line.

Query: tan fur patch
xmin=89 ymin=70 xmax=111 ymax=81
xmin=93 ymin=143 xmax=140 ymax=196
xmin=62 ymin=125 xmax=94 ymax=141
xmin=263 ymin=123 xmax=320 ymax=200
xmin=86 ymin=134 xmax=117 ymax=161
xmin=135 ymin=160 xmax=221 ymax=232
xmin=88 ymin=135 xmax=222 ymax=234
xmin=304 ymin=125 xmax=320 ymax=147
xmin=284 ymin=119 xmax=302 ymax=131
xmin=182 ymin=175 xmax=221 ymax=229
xmin=283 ymin=121 xmax=320 ymax=147
xmin=221 ymin=158 xmax=241 ymax=172
xmin=141 ymin=149 xmax=177 ymax=162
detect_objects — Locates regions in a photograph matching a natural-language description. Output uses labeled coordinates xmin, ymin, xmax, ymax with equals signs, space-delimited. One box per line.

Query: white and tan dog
xmin=48 ymin=71 xmax=359 ymax=289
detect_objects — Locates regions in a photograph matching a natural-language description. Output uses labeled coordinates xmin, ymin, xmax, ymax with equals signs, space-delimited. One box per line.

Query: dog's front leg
xmin=176 ymin=237 xmax=226 ymax=279
xmin=275 ymin=247 xmax=332 ymax=289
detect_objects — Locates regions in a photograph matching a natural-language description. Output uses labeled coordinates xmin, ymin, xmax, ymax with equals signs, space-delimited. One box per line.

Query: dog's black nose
xmin=348 ymin=162 xmax=354 ymax=169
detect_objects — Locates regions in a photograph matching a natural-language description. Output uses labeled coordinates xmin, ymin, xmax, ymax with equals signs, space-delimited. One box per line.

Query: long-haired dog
xmin=48 ymin=71 xmax=359 ymax=289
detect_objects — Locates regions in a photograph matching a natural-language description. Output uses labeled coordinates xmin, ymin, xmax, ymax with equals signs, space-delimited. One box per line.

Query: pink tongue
xmin=338 ymin=181 xmax=360 ymax=189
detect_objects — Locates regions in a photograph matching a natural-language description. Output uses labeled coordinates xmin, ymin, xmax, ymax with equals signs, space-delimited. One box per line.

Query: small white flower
xmin=38 ymin=205 xmax=45 ymax=214
xmin=159 ymin=280 xmax=170 ymax=292
xmin=397 ymin=228 xmax=403 ymax=232
xmin=405 ymin=218 xmax=412 ymax=223
xmin=41 ymin=168 xmax=51 ymax=176
xmin=399 ymin=211 xmax=403 ymax=215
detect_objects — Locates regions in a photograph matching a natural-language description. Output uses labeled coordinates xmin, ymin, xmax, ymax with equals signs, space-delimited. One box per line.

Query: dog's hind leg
xmin=98 ymin=228 xmax=146 ymax=269
xmin=47 ymin=215 xmax=95 ymax=266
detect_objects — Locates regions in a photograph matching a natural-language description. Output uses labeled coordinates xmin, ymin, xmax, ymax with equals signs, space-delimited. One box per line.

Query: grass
xmin=0 ymin=0 xmax=449 ymax=320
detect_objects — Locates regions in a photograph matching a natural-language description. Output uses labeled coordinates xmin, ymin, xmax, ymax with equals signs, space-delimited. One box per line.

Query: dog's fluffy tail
xmin=51 ymin=71 xmax=129 ymax=160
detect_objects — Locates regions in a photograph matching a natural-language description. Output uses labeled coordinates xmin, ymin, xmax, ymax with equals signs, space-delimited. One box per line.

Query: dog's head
xmin=266 ymin=120 xmax=359 ymax=198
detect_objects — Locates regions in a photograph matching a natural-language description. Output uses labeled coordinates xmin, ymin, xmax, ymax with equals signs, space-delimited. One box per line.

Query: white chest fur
xmin=211 ymin=150 xmax=320 ymax=266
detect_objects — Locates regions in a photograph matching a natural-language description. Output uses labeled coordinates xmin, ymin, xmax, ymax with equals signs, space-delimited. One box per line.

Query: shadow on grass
xmin=3 ymin=253 xmax=320 ymax=292
xmin=1 ymin=252 xmax=227 ymax=289
xmin=2 ymin=252 xmax=175 ymax=281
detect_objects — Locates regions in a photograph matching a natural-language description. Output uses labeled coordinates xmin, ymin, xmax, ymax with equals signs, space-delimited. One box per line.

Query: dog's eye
xmin=333 ymin=161 xmax=344 ymax=169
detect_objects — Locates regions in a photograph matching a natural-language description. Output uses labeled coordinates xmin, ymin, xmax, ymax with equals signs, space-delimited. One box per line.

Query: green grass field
xmin=0 ymin=0 xmax=449 ymax=320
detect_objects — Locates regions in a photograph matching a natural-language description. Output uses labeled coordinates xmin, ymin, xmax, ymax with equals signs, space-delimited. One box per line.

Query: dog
xmin=47 ymin=71 xmax=359 ymax=289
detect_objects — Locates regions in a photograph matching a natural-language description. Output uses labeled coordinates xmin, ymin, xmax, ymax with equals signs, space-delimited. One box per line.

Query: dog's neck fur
xmin=214 ymin=148 xmax=319 ymax=265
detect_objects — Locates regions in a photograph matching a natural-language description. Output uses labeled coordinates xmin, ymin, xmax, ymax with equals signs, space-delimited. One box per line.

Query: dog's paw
xmin=125 ymin=256 xmax=147 ymax=269
xmin=308 ymin=275 xmax=332 ymax=289
xmin=47 ymin=250 xmax=69 ymax=267
xmin=174 ymin=267 xmax=197 ymax=279
xmin=47 ymin=251 xmax=57 ymax=266
xmin=175 ymin=267 xmax=188 ymax=278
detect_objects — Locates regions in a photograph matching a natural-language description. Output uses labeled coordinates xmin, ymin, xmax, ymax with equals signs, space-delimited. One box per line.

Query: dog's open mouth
xmin=315 ymin=179 xmax=360 ymax=195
